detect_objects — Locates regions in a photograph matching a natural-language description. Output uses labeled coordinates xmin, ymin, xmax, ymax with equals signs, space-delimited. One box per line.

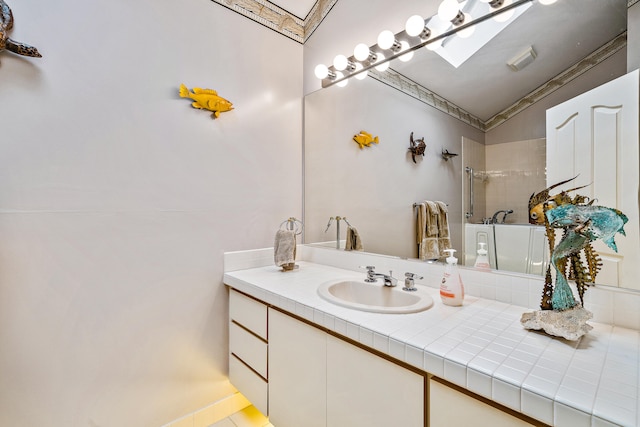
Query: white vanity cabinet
xmin=326 ymin=334 xmax=425 ymax=427
xmin=268 ymin=308 xmax=327 ymax=427
xmin=228 ymin=288 xmax=536 ymax=427
xmin=228 ymin=290 xmax=269 ymax=416
xmin=429 ymin=378 xmax=535 ymax=427
xmin=268 ymin=307 xmax=425 ymax=427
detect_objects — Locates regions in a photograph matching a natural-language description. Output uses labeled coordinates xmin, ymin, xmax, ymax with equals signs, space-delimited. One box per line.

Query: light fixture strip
xmin=321 ymin=0 xmax=533 ymax=88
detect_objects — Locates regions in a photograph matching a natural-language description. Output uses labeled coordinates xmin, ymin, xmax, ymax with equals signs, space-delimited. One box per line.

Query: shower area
xmin=462 ymin=137 xmax=548 ymax=274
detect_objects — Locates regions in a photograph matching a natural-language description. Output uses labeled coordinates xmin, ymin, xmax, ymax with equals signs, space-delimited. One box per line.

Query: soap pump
xmin=473 ymin=242 xmax=490 ymax=270
xmin=440 ymin=249 xmax=465 ymax=306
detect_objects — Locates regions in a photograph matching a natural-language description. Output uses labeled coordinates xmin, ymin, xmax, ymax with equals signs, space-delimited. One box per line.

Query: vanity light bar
xmin=318 ymin=0 xmax=535 ymax=89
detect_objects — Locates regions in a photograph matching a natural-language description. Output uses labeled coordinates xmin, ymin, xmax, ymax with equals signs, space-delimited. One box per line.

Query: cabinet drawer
xmin=230 ymin=354 xmax=268 ymax=416
xmin=230 ymin=321 xmax=268 ymax=379
xmin=229 ymin=289 xmax=267 ymax=340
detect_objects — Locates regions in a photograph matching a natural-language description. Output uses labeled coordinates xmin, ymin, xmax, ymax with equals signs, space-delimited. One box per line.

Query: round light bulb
xmin=494 ymin=0 xmax=514 ymax=22
xmin=438 ymin=0 xmax=460 ymax=22
xmin=538 ymin=0 xmax=557 ymax=4
xmin=335 ymin=71 xmax=348 ymax=87
xmin=457 ymin=14 xmax=475 ymax=38
xmin=314 ymin=64 xmax=329 ymax=79
xmin=354 ymin=43 xmax=371 ymax=61
xmin=377 ymin=30 xmax=396 ymax=50
xmin=354 ymin=63 xmax=368 ymax=80
xmin=374 ymin=53 xmax=389 ymax=72
xmin=405 ymin=15 xmax=426 ymax=37
xmin=333 ymin=54 xmax=348 ymax=71
xmin=399 ymin=41 xmax=413 ymax=62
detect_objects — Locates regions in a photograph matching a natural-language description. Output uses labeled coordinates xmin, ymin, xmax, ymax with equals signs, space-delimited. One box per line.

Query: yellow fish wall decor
xmin=353 ymin=131 xmax=379 ymax=149
xmin=179 ymin=84 xmax=233 ymax=119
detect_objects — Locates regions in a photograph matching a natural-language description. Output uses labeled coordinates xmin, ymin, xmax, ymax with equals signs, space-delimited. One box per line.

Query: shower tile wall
xmin=485 ymin=138 xmax=546 ymax=224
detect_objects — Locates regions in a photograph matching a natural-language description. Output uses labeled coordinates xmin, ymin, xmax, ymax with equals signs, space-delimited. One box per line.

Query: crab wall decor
xmin=0 ymin=0 xmax=41 ymax=59
xmin=520 ymin=177 xmax=628 ymax=340
xmin=408 ymin=132 xmax=426 ymax=163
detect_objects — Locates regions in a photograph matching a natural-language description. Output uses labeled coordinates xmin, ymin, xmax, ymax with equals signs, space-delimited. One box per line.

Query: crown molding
xmin=210 ymin=0 xmax=305 ymax=42
xmin=210 ymin=0 xmax=337 ymax=43
xmin=303 ymin=0 xmax=339 ymax=41
xmin=368 ymin=69 xmax=486 ymax=131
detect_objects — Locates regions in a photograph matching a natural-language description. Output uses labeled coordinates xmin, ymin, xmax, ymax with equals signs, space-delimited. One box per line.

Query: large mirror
xmin=304 ymin=0 xmax=637 ymax=289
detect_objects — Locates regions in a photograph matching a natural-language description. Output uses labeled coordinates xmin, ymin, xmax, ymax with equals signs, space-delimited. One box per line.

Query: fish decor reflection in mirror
xmin=408 ymin=132 xmax=426 ymax=163
xmin=521 ymin=177 xmax=628 ymax=341
xmin=178 ymin=84 xmax=234 ymax=119
xmin=352 ymin=130 xmax=379 ymax=149
xmin=0 ymin=0 xmax=42 ymax=59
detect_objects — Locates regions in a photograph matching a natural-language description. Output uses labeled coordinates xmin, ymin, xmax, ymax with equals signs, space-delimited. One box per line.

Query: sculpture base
xmin=520 ymin=306 xmax=593 ymax=341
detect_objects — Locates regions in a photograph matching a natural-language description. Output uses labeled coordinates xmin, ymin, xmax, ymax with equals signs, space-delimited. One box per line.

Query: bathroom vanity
xmin=224 ymin=246 xmax=640 ymax=427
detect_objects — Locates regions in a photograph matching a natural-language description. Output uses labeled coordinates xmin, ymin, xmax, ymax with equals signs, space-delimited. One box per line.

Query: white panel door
xmin=546 ymin=70 xmax=639 ymax=289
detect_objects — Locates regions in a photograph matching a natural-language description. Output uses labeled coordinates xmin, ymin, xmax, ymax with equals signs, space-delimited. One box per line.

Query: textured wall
xmin=0 ymin=1 xmax=302 ymax=426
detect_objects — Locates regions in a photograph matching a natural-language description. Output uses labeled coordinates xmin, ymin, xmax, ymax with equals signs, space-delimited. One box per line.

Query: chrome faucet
xmin=360 ymin=266 xmax=398 ymax=287
xmin=491 ymin=209 xmax=514 ymax=224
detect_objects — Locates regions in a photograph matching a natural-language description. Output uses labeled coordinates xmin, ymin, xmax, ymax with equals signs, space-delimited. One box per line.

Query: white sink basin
xmin=317 ymin=279 xmax=434 ymax=314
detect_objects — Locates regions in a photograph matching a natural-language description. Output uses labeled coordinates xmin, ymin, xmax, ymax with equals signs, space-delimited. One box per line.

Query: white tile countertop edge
xmin=223 ymin=248 xmax=640 ymax=427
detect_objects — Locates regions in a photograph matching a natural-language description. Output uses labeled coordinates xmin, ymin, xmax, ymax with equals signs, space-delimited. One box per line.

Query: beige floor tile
xmin=228 ymin=405 xmax=270 ymax=427
xmin=209 ymin=419 xmax=236 ymax=427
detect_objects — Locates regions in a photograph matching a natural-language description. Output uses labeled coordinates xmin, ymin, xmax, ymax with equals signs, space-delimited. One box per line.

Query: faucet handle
xmin=403 ymin=272 xmax=422 ymax=291
xmin=360 ymin=265 xmax=377 ymax=282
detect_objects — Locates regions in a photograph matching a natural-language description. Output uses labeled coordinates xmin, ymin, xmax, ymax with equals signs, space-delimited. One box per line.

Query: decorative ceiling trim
xmin=210 ymin=0 xmax=337 ymax=43
xmin=210 ymin=0 xmax=305 ymax=43
xmin=303 ymin=0 xmax=339 ymax=41
xmin=629 ymin=0 xmax=639 ymax=8
xmin=368 ymin=69 xmax=486 ymax=131
xmin=484 ymin=32 xmax=627 ymax=131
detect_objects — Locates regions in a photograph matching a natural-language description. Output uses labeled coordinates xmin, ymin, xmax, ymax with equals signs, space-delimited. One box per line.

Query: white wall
xmin=0 ymin=1 xmax=302 ymax=426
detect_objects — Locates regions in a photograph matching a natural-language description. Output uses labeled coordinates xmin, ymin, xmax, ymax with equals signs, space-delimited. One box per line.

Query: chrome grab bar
xmin=465 ymin=166 xmax=474 ymax=219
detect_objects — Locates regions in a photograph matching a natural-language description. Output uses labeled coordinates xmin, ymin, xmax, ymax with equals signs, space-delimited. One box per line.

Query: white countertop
xmin=224 ymin=261 xmax=639 ymax=427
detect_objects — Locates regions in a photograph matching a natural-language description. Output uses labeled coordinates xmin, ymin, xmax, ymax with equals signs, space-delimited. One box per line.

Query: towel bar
xmin=465 ymin=166 xmax=474 ymax=219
